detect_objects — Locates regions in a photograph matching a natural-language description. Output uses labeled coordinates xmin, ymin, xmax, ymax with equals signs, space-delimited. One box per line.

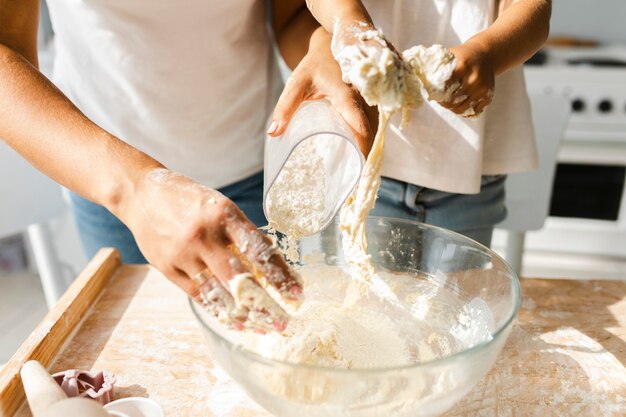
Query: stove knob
xmin=598 ymin=99 xmax=613 ymax=113
xmin=571 ymin=98 xmax=585 ymax=112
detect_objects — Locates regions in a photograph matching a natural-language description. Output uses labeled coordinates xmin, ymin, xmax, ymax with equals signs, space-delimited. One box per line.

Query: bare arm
xmin=0 ymin=0 xmax=39 ymax=65
xmin=270 ymin=0 xmax=376 ymax=155
xmin=472 ymin=0 xmax=551 ymax=75
xmin=0 ymin=0 xmax=160 ymax=215
xmin=300 ymin=0 xmax=372 ymax=35
xmin=442 ymin=0 xmax=551 ymax=116
xmin=272 ymin=0 xmax=317 ymax=69
xmin=0 ymin=0 xmax=301 ymax=330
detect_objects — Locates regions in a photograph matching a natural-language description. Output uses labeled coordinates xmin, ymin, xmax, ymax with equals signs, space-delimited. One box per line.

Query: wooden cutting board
xmin=1 ymin=249 xmax=625 ymax=417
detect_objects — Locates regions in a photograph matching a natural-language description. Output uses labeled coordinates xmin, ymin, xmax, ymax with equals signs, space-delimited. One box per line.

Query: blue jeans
xmin=371 ymin=175 xmax=507 ymax=247
xmin=70 ymin=171 xmax=266 ymax=264
xmin=71 ymin=171 xmax=504 ymax=264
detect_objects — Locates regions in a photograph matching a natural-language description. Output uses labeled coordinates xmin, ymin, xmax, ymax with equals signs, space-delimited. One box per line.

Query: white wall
xmin=550 ymin=0 xmax=626 ymax=44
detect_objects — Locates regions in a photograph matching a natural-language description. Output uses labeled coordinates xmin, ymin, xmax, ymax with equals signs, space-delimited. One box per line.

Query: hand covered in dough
xmin=440 ymin=42 xmax=496 ymax=117
xmin=330 ymin=21 xmax=408 ymax=113
xmin=268 ymin=26 xmax=376 ymax=157
xmin=118 ymin=168 xmax=302 ymax=332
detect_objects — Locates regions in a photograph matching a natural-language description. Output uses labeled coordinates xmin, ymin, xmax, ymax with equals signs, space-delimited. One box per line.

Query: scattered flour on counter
xmin=462 ymin=326 xmax=626 ymax=416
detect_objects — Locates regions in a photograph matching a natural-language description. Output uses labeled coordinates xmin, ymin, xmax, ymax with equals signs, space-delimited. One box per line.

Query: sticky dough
xmin=334 ymin=28 xmax=457 ymax=283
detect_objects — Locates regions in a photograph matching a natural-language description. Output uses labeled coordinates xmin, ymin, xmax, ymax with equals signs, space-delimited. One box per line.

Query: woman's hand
xmin=268 ymin=27 xmax=376 ymax=157
xmin=117 ymin=168 xmax=303 ymax=333
xmin=440 ymin=42 xmax=496 ymax=117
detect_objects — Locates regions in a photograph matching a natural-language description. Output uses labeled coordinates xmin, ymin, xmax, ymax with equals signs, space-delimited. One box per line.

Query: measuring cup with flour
xmin=263 ymin=100 xmax=364 ymax=238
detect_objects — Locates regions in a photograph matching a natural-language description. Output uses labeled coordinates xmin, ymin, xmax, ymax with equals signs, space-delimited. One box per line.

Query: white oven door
xmin=525 ymin=141 xmax=626 ymax=258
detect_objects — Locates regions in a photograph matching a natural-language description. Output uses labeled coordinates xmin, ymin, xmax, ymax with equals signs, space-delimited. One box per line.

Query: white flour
xmin=227 ymin=273 xmax=290 ymax=331
xmin=236 ymin=263 xmax=487 ymax=366
xmin=222 ymin=263 xmax=494 ymax=409
xmin=265 ymin=139 xmax=325 ymax=239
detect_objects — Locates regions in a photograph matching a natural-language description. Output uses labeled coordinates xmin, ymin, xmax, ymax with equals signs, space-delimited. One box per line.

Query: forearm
xmin=306 ymin=0 xmax=372 ymax=34
xmin=269 ymin=0 xmax=375 ymax=153
xmin=0 ymin=44 xmax=163 ymax=216
xmin=468 ymin=0 xmax=551 ymax=75
xmin=274 ymin=4 xmax=320 ymax=69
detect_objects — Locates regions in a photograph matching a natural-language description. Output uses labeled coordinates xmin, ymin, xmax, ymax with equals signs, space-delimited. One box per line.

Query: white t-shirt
xmin=364 ymin=0 xmax=539 ymax=194
xmin=46 ymin=0 xmax=278 ymax=189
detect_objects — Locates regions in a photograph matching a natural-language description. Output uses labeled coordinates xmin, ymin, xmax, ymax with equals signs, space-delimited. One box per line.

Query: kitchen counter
xmin=1 ymin=249 xmax=625 ymax=416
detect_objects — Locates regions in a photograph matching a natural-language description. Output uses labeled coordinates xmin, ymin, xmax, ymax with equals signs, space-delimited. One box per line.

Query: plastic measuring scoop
xmin=263 ymin=100 xmax=365 ymax=237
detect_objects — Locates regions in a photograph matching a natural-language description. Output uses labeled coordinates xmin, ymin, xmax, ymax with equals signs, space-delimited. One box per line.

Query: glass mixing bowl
xmin=190 ymin=217 xmax=520 ymax=417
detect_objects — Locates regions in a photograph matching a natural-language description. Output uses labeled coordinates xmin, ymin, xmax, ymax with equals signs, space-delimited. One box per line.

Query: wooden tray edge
xmin=0 ymin=248 xmax=121 ymax=417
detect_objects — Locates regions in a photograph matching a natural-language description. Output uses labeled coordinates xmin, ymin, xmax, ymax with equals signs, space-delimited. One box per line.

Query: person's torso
xmin=47 ymin=0 xmax=275 ymax=188
xmin=363 ymin=0 xmax=537 ymax=194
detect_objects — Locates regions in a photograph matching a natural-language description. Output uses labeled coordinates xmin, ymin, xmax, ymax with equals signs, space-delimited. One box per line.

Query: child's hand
xmin=441 ymin=42 xmax=495 ymax=117
xmin=330 ymin=22 xmax=408 ymax=114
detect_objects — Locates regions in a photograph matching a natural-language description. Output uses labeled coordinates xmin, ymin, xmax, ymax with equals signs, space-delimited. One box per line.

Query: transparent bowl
xmin=190 ymin=217 xmax=520 ymax=417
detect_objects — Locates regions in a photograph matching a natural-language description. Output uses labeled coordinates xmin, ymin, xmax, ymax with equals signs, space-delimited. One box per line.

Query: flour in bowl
xmin=236 ymin=263 xmax=485 ymax=369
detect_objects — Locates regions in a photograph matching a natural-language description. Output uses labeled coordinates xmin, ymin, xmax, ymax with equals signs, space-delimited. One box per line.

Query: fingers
xmin=448 ymin=95 xmax=472 ymax=114
xmin=329 ymin=91 xmax=374 ymax=157
xmin=164 ymin=266 xmax=203 ymax=300
xmin=167 ymin=201 xmax=291 ymax=333
xmin=455 ymin=94 xmax=492 ymax=117
xmin=135 ymin=173 xmax=296 ymax=334
xmin=171 ymin=256 xmax=245 ymax=328
xmin=200 ymin=242 xmax=289 ymax=333
xmin=442 ymin=82 xmax=492 ymax=117
xmin=473 ymin=97 xmax=490 ymax=115
xmin=268 ymin=73 xmax=309 ymax=137
xmin=225 ymin=217 xmax=303 ymax=305
xmin=185 ymin=200 xmax=295 ymax=333
xmin=162 ymin=265 xmax=246 ymax=331
xmin=439 ymin=48 xmax=494 ymax=116
xmin=476 ymin=88 xmax=495 ymax=115
xmin=191 ymin=268 xmax=245 ymax=331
